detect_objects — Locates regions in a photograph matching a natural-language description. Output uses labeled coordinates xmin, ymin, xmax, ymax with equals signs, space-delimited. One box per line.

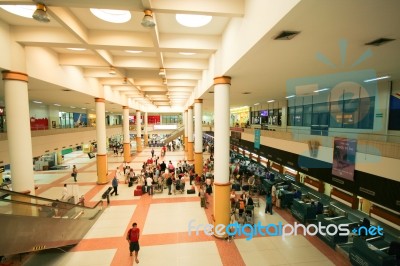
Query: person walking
xmin=72 ymin=165 xmax=78 ymax=182
xmin=151 ymin=148 xmax=155 ymax=158
xmin=110 ymin=175 xmax=119 ymax=196
xmin=126 ymin=222 xmax=140 ymax=263
xmin=166 ymin=174 xmax=173 ymax=195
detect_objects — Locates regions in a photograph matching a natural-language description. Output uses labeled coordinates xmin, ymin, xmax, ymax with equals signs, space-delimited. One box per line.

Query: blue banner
xmin=254 ymin=129 xmax=261 ymax=149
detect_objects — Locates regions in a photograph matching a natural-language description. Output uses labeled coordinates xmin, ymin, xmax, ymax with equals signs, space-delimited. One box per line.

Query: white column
xmin=123 ymin=107 xmax=130 ymax=145
xmin=136 ymin=110 xmax=142 ymax=152
xmin=194 ymin=99 xmax=203 ymax=175
xmin=187 ymin=106 xmax=194 ymax=160
xmin=188 ymin=107 xmax=194 ymax=143
xmin=123 ymin=106 xmax=131 ymax=162
xmin=212 ymin=76 xmax=231 ymax=238
xmin=144 ymin=112 xmax=148 ymax=146
xmin=183 ymin=110 xmax=187 ymax=137
xmin=95 ymin=98 xmax=108 ymax=184
xmin=3 ymin=71 xmax=35 ymax=194
xmin=184 ymin=110 xmax=188 ymax=152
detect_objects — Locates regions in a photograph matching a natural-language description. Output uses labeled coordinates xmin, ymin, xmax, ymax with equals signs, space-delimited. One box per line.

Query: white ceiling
xmin=0 ymin=0 xmax=399 ymax=114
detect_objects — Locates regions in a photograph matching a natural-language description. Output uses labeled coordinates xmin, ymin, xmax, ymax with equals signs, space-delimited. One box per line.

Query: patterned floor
xmin=19 ymin=148 xmax=350 ymax=266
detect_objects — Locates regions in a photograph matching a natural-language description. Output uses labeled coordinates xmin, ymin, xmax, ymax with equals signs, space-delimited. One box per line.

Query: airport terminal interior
xmin=0 ymin=0 xmax=400 ymax=265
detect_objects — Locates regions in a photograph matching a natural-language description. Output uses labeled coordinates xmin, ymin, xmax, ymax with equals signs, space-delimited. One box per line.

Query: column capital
xmin=188 ymin=106 xmax=193 ymax=110
xmin=95 ymin=98 xmax=105 ymax=103
xmin=184 ymin=109 xmax=188 ymax=112
xmin=2 ymin=71 xmax=28 ymax=82
xmin=123 ymin=106 xmax=129 ymax=109
xmin=136 ymin=110 xmax=141 ymax=113
xmin=194 ymin=99 xmax=203 ymax=103
xmin=214 ymin=76 xmax=231 ymax=85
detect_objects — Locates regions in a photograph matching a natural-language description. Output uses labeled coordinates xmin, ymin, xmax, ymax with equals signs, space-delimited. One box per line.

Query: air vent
xmin=365 ymin=38 xmax=395 ymax=46
xmin=62 ymin=89 xmax=71 ymax=92
xmin=274 ymin=31 xmax=300 ymax=40
xmin=208 ymin=91 xmax=214 ymax=94
xmin=242 ymin=92 xmax=251 ymax=95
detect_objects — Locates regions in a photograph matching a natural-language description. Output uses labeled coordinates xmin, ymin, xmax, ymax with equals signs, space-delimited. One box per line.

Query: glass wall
xmin=161 ymin=114 xmax=181 ymax=124
xmin=287 ymin=96 xmax=375 ymax=129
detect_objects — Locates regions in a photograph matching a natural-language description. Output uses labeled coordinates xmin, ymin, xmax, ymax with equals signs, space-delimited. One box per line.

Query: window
xmin=330 ymin=101 xmax=343 ymax=128
xmin=303 ymin=104 xmax=312 ymax=126
xmin=294 ymin=106 xmax=303 ymax=126
xmin=312 ymin=102 xmax=329 ymax=126
xmin=288 ymin=107 xmax=295 ymax=126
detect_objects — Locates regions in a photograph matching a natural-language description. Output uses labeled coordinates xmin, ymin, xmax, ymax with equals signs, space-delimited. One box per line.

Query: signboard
xmin=254 ymin=129 xmax=260 ymax=149
xmin=332 ymin=138 xmax=357 ymax=181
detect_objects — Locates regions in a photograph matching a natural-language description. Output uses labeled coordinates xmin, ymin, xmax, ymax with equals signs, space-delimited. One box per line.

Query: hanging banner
xmin=254 ymin=129 xmax=261 ymax=149
xmin=332 ymin=138 xmax=357 ymax=181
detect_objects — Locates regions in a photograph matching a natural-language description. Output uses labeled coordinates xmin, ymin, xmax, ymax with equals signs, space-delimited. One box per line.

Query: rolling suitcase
xmin=134 ymin=189 xmax=142 ymax=196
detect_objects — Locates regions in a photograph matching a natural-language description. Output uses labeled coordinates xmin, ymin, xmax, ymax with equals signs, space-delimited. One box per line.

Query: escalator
xmin=0 ymin=188 xmax=104 ymax=256
xmin=161 ymin=126 xmax=184 ymax=145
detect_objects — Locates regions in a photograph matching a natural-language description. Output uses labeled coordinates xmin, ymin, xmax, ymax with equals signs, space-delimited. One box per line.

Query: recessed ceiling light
xmin=70 ymin=106 xmax=76 ymax=109
xmin=176 ymin=14 xmax=212 ymax=27
xmin=125 ymin=50 xmax=143 ymax=54
xmin=267 ymin=100 xmax=275 ymax=103
xmin=363 ymin=75 xmax=390 ymax=82
xmin=81 ymin=108 xmax=86 ymax=110
xmin=90 ymin=8 xmax=131 ymax=23
xmin=54 ymin=103 xmax=61 ymax=106
xmin=285 ymin=95 xmax=296 ymax=99
xmin=0 ymin=5 xmax=35 ymax=19
xmin=313 ymin=88 xmax=330 ymax=93
xmin=33 ymin=100 xmax=42 ymax=104
xmin=67 ymin=48 xmax=86 ymax=51
xmin=254 ymin=103 xmax=260 ymax=105
xmin=179 ymin=52 xmax=196 ymax=55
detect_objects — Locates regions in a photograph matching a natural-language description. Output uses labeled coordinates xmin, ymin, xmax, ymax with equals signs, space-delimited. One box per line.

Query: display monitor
xmin=260 ymin=110 xmax=268 ymax=117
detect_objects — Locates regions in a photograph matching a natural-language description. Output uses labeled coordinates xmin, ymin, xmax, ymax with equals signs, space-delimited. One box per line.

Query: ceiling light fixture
xmin=141 ymin=9 xmax=156 ymax=28
xmin=176 ymin=14 xmax=212 ymax=27
xmin=313 ymin=88 xmax=330 ymax=93
xmin=179 ymin=52 xmax=196 ymax=55
xmin=267 ymin=100 xmax=275 ymax=103
xmin=109 ymin=66 xmax=116 ymax=75
xmin=90 ymin=8 xmax=131 ymax=23
xmin=159 ymin=68 xmax=166 ymax=76
xmin=285 ymin=95 xmax=296 ymax=99
xmin=33 ymin=100 xmax=42 ymax=104
xmin=0 ymin=5 xmax=35 ymax=18
xmin=125 ymin=50 xmax=143 ymax=54
xmin=254 ymin=103 xmax=260 ymax=105
xmin=67 ymin=48 xmax=86 ymax=51
xmin=364 ymin=75 xmax=391 ymax=82
xmin=32 ymin=3 xmax=50 ymax=23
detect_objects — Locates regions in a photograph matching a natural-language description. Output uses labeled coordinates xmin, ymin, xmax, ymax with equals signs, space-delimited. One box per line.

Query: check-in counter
xmin=291 ymin=198 xmax=317 ymax=224
xmin=279 ymin=189 xmax=295 ymax=209
xmin=349 ymin=236 xmax=397 ymax=266
xmin=315 ymin=204 xmax=359 ymax=248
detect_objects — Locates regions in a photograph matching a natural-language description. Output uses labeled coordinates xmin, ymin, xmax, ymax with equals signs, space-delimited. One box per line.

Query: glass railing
xmin=0 ymin=188 xmax=103 ymax=220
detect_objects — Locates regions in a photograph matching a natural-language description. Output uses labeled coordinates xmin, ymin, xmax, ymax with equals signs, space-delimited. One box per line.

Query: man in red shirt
xmin=126 ymin=222 xmax=140 ymax=263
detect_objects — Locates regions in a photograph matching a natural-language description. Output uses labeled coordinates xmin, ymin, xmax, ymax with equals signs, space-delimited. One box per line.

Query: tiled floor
xmin=20 ymin=148 xmax=350 ymax=266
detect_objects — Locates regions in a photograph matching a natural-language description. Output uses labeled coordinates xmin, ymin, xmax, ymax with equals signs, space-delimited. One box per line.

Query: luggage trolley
xmin=244 ymin=205 xmax=255 ymax=225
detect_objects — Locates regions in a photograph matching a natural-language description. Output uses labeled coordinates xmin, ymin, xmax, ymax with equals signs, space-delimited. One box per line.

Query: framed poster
xmin=332 ymin=138 xmax=357 ymax=181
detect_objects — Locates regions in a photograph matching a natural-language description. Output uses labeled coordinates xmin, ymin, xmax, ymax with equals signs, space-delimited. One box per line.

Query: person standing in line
xmin=166 ymin=174 xmax=173 ymax=195
xmin=110 ymin=175 xmax=119 ymax=196
xmin=126 ymin=222 xmax=140 ymax=263
xmin=146 ymin=175 xmax=153 ymax=195
xmin=265 ymin=191 xmax=273 ymax=214
xmin=151 ymin=148 xmax=155 ymax=158
xmin=72 ymin=165 xmax=78 ymax=182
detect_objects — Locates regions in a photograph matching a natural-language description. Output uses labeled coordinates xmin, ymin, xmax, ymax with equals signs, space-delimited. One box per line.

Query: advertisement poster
xmin=332 ymin=138 xmax=357 ymax=181
xmin=254 ymin=129 xmax=261 ymax=149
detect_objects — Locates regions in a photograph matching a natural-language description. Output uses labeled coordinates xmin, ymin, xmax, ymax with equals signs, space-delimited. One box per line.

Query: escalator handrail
xmin=0 ymin=187 xmax=103 ymax=210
